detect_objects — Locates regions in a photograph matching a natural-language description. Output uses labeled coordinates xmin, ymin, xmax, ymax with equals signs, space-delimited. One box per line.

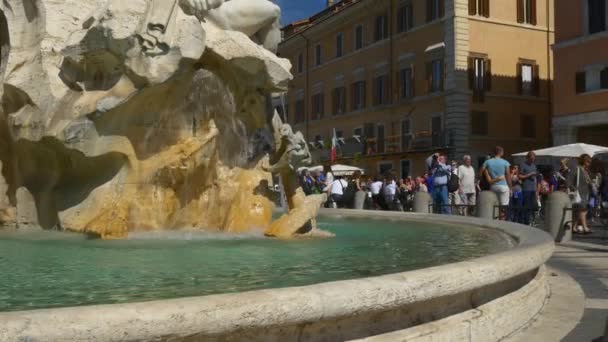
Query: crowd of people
xmin=299 ymin=146 xmax=608 ymax=232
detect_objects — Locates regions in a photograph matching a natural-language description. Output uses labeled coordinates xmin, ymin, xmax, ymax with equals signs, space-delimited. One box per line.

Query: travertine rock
xmin=0 ymin=0 xmax=315 ymax=238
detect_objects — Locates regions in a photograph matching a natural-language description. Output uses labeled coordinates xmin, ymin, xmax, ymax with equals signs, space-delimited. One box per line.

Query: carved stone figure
xmin=0 ymin=0 xmax=320 ymax=239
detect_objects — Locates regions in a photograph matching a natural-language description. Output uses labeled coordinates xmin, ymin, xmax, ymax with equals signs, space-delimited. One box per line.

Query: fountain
xmin=0 ymin=1 xmax=558 ymax=341
xmin=0 ymin=0 xmax=324 ymax=239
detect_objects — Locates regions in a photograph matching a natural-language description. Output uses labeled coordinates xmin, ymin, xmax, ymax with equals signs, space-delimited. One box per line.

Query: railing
xmin=317 ymin=130 xmax=454 ymax=161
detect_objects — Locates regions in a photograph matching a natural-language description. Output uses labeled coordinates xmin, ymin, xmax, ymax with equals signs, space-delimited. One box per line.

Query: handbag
xmin=568 ymin=167 xmax=582 ymax=204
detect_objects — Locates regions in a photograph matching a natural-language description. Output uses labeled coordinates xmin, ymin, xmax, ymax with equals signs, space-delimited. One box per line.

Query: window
xmin=311 ymin=93 xmax=324 ymax=120
xmin=379 ymin=162 xmax=394 ymax=176
xmin=313 ymin=135 xmax=324 ymax=150
xmin=297 ymin=53 xmax=303 ymax=73
xmin=517 ymin=62 xmax=539 ymax=96
xmin=399 ymin=67 xmax=414 ymax=99
xmin=576 ymin=66 xmax=608 ymax=93
xmin=336 ymin=130 xmax=344 ymax=139
xmin=401 ymin=119 xmax=412 ymax=151
xmin=373 ymin=74 xmax=389 ymax=105
xmin=295 ymin=99 xmax=305 ymax=124
xmin=377 ymin=124 xmax=386 ymax=154
xmin=355 ymin=25 xmax=364 ymax=50
xmin=315 ymin=44 xmax=322 ymax=66
xmin=588 ymin=0 xmax=607 ymax=34
xmin=332 ymin=87 xmax=346 ymax=115
xmin=426 ymin=0 xmax=444 ymax=22
xmin=354 ymin=127 xmax=363 ymax=137
xmin=521 ymin=114 xmax=536 ymax=138
xmin=335 ymin=33 xmax=343 ymax=58
xmin=401 ymin=160 xmax=411 ymax=179
xmin=517 ymin=0 xmax=537 ymax=25
xmin=398 ymin=4 xmax=414 ymax=32
xmin=352 ymin=80 xmax=366 ymax=110
xmin=374 ymin=14 xmax=389 ymax=42
xmin=576 ymin=71 xmax=587 ymax=93
xmin=469 ymin=0 xmax=490 ymax=17
xmin=468 ymin=57 xmax=491 ymax=101
xmin=471 ymin=111 xmax=488 ymax=136
xmin=427 ymin=59 xmax=444 ymax=93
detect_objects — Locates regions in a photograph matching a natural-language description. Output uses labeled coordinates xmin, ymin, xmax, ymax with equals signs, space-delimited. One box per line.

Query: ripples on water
xmin=0 ymin=218 xmax=513 ymax=312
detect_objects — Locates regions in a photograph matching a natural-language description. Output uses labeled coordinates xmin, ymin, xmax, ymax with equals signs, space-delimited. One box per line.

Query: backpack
xmin=448 ymin=173 xmax=460 ymax=193
xmin=343 ymin=180 xmax=357 ymax=204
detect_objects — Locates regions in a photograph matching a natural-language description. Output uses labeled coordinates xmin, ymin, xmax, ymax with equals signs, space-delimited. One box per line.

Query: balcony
xmin=315 ymin=130 xmax=454 ymax=161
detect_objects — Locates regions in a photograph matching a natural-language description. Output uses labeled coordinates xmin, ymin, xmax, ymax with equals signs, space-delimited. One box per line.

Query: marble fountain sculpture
xmin=0 ymin=0 xmax=326 ymax=239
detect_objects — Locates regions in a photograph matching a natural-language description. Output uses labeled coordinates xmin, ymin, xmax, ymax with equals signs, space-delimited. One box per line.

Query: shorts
xmin=491 ymin=185 xmax=510 ymax=206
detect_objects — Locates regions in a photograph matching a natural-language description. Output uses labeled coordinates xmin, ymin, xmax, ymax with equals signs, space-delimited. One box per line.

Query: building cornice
xmin=553 ymin=30 xmax=608 ymax=50
xmin=280 ymin=0 xmax=380 ymax=49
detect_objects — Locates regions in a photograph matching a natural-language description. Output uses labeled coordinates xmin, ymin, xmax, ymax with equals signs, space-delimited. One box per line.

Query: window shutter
xmin=440 ymin=59 xmax=445 ymax=91
xmin=468 ymin=57 xmax=475 ymax=90
xmin=469 ymin=0 xmax=477 ymax=15
xmin=426 ymin=0 xmax=433 ymax=22
xmin=372 ymin=77 xmax=378 ymax=106
xmin=601 ymin=68 xmax=608 ymax=89
xmin=575 ymin=72 xmax=586 ymax=94
xmin=530 ymin=0 xmax=537 ymax=25
xmin=362 ymin=81 xmax=367 ymax=108
xmin=351 ymin=83 xmax=356 ymax=110
xmin=411 ymin=66 xmax=416 ymax=97
xmin=516 ymin=0 xmax=524 ymax=23
xmin=439 ymin=0 xmax=445 ymax=18
xmin=426 ymin=61 xmax=432 ymax=92
xmin=533 ymin=64 xmax=540 ymax=96
xmin=407 ymin=4 xmax=414 ymax=30
xmin=482 ymin=0 xmax=490 ymax=17
xmin=516 ymin=63 xmax=523 ymax=95
xmin=485 ymin=59 xmax=492 ymax=91
xmin=396 ymin=71 xmax=402 ymax=99
xmin=408 ymin=4 xmax=414 ymax=30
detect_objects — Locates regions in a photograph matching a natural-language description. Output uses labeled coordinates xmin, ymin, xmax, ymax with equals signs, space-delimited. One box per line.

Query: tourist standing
xmin=427 ymin=153 xmax=452 ymax=214
xmin=481 ymin=146 xmax=512 ymax=208
xmin=519 ymin=152 xmax=540 ymax=225
xmin=458 ymin=155 xmax=477 ymax=207
xmin=588 ymin=158 xmax=604 ymax=224
xmin=510 ymin=165 xmax=523 ymax=223
xmin=569 ymin=154 xmax=593 ymax=234
xmin=329 ymin=176 xmax=348 ymax=208
xmin=370 ymin=177 xmax=384 ymax=210
xmin=383 ymin=174 xmax=398 ymax=211
xmin=300 ymin=169 xmax=313 ymax=196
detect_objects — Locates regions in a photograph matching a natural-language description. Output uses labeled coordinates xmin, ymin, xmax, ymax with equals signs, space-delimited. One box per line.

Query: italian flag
xmin=331 ymin=128 xmax=338 ymax=162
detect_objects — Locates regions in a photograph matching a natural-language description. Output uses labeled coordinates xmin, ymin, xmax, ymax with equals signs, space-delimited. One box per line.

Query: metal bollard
xmin=353 ymin=191 xmax=367 ymax=210
xmin=544 ymin=191 xmax=572 ymax=243
xmin=413 ymin=192 xmax=432 ymax=213
xmin=477 ymin=191 xmax=499 ymax=220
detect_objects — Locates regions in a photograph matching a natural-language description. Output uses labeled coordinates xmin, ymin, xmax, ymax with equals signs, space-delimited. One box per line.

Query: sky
xmin=275 ymin=0 xmax=327 ymax=26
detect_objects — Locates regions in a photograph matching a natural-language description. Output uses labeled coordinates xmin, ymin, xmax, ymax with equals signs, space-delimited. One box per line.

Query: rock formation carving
xmin=0 ymin=0 xmax=323 ymax=239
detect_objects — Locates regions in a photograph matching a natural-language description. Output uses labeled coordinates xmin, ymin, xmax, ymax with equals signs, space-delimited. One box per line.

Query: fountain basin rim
xmin=0 ymin=210 xmax=555 ymax=341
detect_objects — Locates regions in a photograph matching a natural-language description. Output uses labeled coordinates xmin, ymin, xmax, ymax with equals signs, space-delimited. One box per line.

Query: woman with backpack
xmin=569 ymin=154 xmax=593 ymax=234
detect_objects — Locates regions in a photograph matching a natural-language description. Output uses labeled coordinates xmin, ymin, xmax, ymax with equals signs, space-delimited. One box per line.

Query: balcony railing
xmin=316 ymin=130 xmax=454 ymax=161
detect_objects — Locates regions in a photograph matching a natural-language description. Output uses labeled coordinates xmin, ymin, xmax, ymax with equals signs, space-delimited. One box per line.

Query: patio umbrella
xmin=513 ymin=143 xmax=608 ymax=158
xmin=331 ymin=164 xmax=364 ymax=176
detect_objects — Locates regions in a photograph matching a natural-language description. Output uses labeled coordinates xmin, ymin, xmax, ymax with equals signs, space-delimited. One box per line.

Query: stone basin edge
xmin=0 ymin=210 xmax=555 ymax=342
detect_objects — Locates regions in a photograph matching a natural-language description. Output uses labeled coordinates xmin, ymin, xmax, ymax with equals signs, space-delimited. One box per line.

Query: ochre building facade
xmin=553 ymin=0 xmax=608 ymax=147
xmin=278 ymin=0 xmax=554 ymax=178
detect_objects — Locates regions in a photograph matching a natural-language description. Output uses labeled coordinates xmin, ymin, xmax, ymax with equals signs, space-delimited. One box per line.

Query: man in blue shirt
xmin=481 ymin=146 xmax=512 ymax=207
xmin=427 ymin=153 xmax=452 ymax=214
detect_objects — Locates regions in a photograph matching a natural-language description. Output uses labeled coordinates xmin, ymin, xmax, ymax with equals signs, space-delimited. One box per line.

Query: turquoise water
xmin=0 ymin=217 xmax=513 ymax=312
